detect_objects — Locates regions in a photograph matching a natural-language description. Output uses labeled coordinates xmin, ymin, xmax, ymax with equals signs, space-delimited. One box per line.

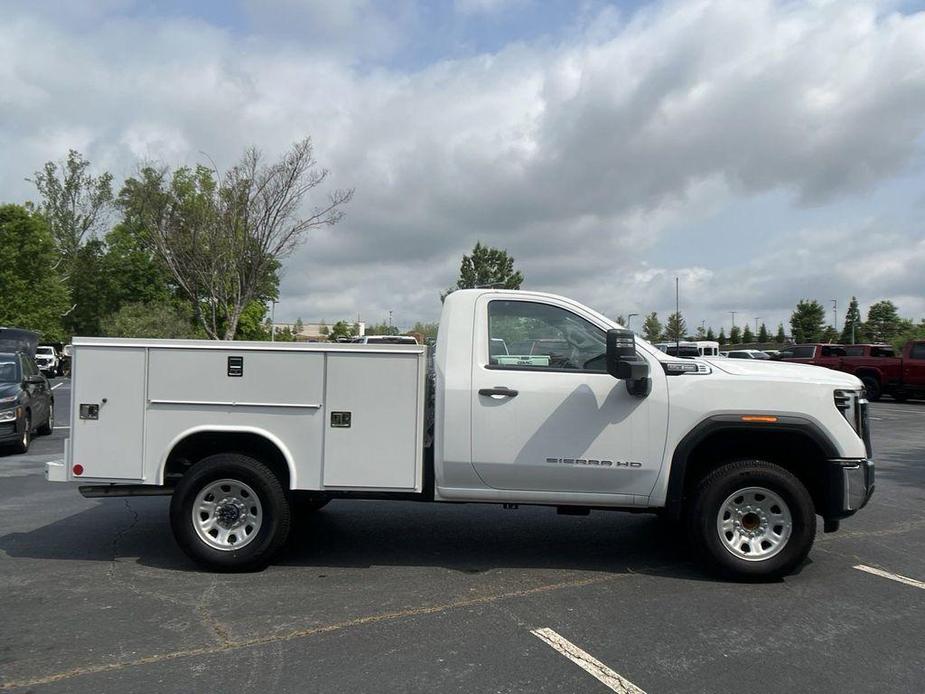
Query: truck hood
xmin=704 ymin=358 xmax=862 ymax=388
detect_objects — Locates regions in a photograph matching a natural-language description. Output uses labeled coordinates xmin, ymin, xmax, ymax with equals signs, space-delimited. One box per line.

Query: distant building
xmin=271 ymin=321 xmax=366 ymax=341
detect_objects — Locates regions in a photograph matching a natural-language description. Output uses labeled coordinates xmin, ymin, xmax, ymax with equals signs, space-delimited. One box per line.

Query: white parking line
xmin=531 ymin=627 xmax=646 ymax=694
xmin=51 ymin=382 xmax=65 ymax=390
xmin=854 ymin=565 xmax=925 ymax=590
xmin=54 ymin=426 xmax=70 ymax=430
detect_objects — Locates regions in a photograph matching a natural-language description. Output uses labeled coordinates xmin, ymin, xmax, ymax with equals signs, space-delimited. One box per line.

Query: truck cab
xmin=48 ymin=289 xmax=875 ymax=580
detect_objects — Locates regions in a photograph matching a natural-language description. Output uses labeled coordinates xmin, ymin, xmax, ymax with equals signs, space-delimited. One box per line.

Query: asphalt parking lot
xmin=1 ymin=380 xmax=923 ymax=693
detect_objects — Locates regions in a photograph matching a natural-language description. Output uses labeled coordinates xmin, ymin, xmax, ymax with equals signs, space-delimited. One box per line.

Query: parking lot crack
xmin=106 ymin=499 xmax=139 ymax=580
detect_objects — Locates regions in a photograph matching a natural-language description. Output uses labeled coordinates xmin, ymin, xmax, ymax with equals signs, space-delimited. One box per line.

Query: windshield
xmin=37 ymin=346 xmax=54 ymax=355
xmin=0 ymin=358 xmax=20 ymax=383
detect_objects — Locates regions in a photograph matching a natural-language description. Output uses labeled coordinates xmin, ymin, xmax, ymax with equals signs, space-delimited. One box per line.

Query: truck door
xmin=469 ymin=296 xmax=667 ymax=497
xmin=904 ymin=342 xmax=925 ymax=387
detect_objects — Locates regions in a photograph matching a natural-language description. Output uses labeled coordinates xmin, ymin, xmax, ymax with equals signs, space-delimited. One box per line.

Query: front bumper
xmin=824 ymin=458 xmax=875 ymax=519
xmin=0 ymin=420 xmax=20 ymax=443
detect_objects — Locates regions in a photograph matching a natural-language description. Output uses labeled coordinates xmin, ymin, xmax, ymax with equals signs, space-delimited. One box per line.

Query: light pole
xmin=831 ymin=299 xmax=838 ymax=333
xmin=729 ymin=311 xmax=737 ymax=331
xmin=627 ymin=313 xmax=639 ymax=332
xmin=270 ymin=300 xmax=278 ymax=342
xmin=388 ymin=310 xmax=393 ymax=334
xmin=754 ymin=317 xmax=761 ymax=336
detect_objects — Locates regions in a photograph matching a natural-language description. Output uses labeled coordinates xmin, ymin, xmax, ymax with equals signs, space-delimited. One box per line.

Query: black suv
xmin=0 ymin=351 xmax=54 ymax=454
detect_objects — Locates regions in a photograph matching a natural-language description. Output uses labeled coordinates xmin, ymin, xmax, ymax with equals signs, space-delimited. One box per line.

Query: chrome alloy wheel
xmin=192 ymin=478 xmax=263 ymax=551
xmin=716 ymin=486 xmax=793 ymax=561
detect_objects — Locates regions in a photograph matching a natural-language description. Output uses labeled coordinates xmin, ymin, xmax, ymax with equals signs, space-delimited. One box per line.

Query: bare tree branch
xmin=118 ymin=138 xmax=353 ymax=340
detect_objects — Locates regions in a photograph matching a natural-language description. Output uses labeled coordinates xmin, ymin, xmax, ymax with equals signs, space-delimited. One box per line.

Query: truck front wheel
xmin=687 ymin=460 xmax=815 ymax=581
xmin=170 ymin=453 xmax=291 ymax=572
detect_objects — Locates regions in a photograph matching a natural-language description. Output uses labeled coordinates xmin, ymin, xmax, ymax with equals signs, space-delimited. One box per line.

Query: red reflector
xmin=741 ymin=415 xmax=779 ymax=423
xmin=73 ymin=464 xmax=84 ymax=476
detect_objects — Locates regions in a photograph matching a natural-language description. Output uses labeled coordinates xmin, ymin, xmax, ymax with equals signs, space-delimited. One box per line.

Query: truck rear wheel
xmin=687 ymin=460 xmax=815 ymax=581
xmin=860 ymin=376 xmax=881 ymax=402
xmin=170 ymin=453 xmax=291 ymax=572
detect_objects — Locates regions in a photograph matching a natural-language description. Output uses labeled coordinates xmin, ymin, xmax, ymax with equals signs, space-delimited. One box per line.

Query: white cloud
xmin=1 ymin=0 xmax=924 ymax=330
xmin=454 ymin=0 xmax=530 ymax=16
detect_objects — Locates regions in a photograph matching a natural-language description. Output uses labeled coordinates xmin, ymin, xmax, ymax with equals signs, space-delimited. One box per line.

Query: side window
xmin=871 ymin=346 xmax=895 ymax=358
xmin=821 ymin=346 xmax=846 ymax=357
xmin=488 ymin=300 xmax=607 ymax=371
xmin=845 ymin=346 xmax=863 ymax=356
xmin=792 ymin=345 xmax=816 ymax=358
xmin=910 ymin=343 xmax=925 ymax=360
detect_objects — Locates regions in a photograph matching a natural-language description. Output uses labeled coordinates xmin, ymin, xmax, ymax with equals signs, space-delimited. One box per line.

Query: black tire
xmin=687 ymin=460 xmax=815 ymax=581
xmin=860 ymin=376 xmax=881 ymax=402
xmin=170 ymin=453 xmax=291 ymax=572
xmin=37 ymin=401 xmax=54 ymax=436
xmin=12 ymin=414 xmax=31 ymax=454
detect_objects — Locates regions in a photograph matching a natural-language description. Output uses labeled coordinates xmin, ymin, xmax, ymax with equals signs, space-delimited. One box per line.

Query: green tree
xmin=328 ymin=320 xmax=355 ymax=340
xmin=31 ymin=149 xmax=113 ymax=273
xmin=366 ymin=321 xmax=399 ymax=336
xmin=729 ymin=325 xmax=742 ymax=344
xmin=410 ymin=321 xmax=439 ymax=340
xmin=293 ymin=318 xmax=304 ymax=337
xmin=695 ymin=324 xmax=706 ymax=339
xmin=865 ymin=300 xmax=911 ymax=343
xmin=892 ymin=321 xmax=925 ymax=352
xmin=66 ymin=238 xmax=109 ymax=336
xmin=102 ymin=301 xmax=199 ymax=338
xmin=775 ymin=323 xmax=786 ymax=343
xmin=664 ymin=312 xmax=687 ymax=341
xmin=790 ymin=299 xmax=826 ymax=343
xmin=615 ymin=314 xmax=627 ymax=326
xmin=0 ymin=205 xmax=68 ymax=340
xmin=706 ymin=326 xmax=716 ymax=340
xmin=839 ymin=296 xmax=863 ymax=344
xmin=742 ymin=324 xmax=754 ymax=343
xmin=443 ymin=242 xmax=523 ymax=301
xmin=236 ymin=300 xmax=271 ymax=340
xmin=642 ymin=312 xmax=662 ymax=342
xmin=319 ymin=320 xmax=329 ymax=337
xmin=101 ymin=222 xmax=173 ymax=309
xmin=758 ymin=323 xmax=769 ymax=343
xmin=820 ymin=325 xmax=838 ymax=343
xmin=717 ymin=327 xmax=727 ymax=345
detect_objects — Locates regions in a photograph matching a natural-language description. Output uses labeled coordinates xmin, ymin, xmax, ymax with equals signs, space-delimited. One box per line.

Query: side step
xmin=79 ymin=485 xmax=173 ymax=498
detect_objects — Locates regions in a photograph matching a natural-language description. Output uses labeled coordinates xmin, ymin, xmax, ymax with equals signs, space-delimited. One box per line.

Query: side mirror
xmin=606 ymin=329 xmax=651 ymax=397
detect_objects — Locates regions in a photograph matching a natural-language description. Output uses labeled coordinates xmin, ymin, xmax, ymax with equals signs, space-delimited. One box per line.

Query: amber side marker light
xmin=741 ymin=415 xmax=779 ymax=423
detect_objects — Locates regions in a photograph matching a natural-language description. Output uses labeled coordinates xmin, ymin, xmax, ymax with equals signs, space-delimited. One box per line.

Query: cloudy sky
xmin=3 ymin=0 xmax=925 ymax=334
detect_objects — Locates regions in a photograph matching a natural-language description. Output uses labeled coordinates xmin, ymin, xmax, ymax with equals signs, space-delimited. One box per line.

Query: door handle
xmin=479 ymin=387 xmax=519 ymax=398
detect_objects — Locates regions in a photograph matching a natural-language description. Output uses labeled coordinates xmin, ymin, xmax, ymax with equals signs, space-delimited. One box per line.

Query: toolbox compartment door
xmin=71 ymin=347 xmax=146 ymax=480
xmin=323 ymin=352 xmax=422 ymax=490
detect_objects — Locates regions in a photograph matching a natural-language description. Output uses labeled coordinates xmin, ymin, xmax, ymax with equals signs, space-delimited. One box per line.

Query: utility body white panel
xmin=66 ymin=340 xmax=425 ymax=492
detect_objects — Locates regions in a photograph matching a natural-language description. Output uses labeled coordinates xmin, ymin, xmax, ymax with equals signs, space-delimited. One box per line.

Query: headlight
xmin=834 ymin=389 xmax=862 ymax=434
xmin=0 ymin=395 xmax=17 ymax=404
xmin=0 ymin=408 xmax=18 ymax=422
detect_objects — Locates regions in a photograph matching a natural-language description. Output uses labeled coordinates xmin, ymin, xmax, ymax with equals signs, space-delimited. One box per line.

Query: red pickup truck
xmin=777 ymin=341 xmax=925 ymax=401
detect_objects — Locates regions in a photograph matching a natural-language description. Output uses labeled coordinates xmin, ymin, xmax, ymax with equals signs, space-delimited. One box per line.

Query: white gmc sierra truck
xmin=46 ymin=289 xmax=874 ymax=579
